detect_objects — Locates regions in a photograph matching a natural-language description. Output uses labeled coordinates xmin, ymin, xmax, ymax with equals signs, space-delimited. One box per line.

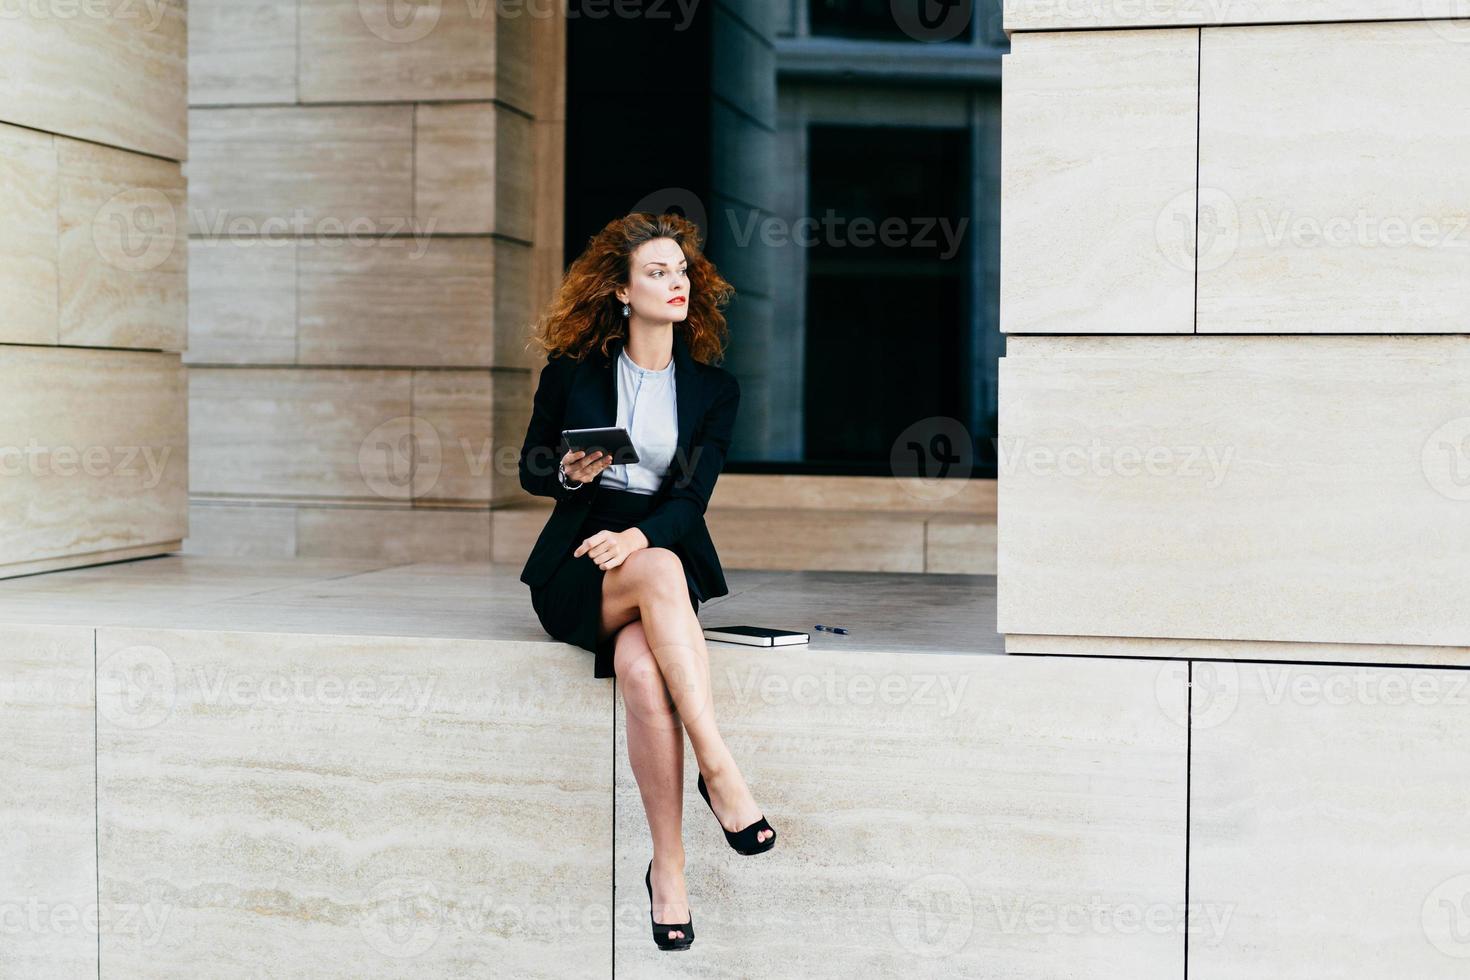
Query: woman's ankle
xmin=652 ymin=849 xmax=686 ymax=871
xmin=697 ymin=749 xmax=738 ymax=783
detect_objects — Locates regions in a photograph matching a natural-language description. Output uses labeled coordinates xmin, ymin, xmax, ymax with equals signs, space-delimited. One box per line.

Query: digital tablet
xmin=559 ymin=426 xmax=640 ymax=466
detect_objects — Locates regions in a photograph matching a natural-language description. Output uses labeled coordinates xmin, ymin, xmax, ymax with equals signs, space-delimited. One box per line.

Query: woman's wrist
xmin=557 ymin=460 xmax=584 ymax=490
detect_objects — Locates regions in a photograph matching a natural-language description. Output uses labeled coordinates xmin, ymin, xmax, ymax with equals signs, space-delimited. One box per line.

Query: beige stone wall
xmin=0 ymin=4 xmax=189 ymax=578
xmin=184 ymin=0 xmax=566 ymax=560
xmin=1002 ymin=0 xmax=1469 ymax=31
xmin=998 ymin=15 xmax=1470 ymax=656
xmin=3 ymin=605 xmax=1192 ymax=977
xmin=1000 ymin=12 xmax=1470 ymax=976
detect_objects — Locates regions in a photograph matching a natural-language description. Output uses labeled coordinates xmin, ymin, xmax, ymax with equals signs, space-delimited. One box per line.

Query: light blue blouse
xmin=599 ymin=346 xmax=678 ymax=494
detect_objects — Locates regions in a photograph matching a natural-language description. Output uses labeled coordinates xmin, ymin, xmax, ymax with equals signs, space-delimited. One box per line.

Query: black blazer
xmin=517 ymin=331 xmax=741 ymax=601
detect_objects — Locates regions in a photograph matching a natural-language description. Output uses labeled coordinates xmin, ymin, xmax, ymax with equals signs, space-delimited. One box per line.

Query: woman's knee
xmin=624 ymin=548 xmax=687 ymax=600
xmin=613 ymin=624 xmax=676 ymax=717
xmin=612 ymin=622 xmax=650 ymax=677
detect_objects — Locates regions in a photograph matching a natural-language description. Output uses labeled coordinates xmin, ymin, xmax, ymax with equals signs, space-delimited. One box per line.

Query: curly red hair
xmin=527 ymin=211 xmax=735 ymax=365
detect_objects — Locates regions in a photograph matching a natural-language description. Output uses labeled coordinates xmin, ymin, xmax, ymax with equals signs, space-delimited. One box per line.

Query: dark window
xmin=803 ymin=124 xmax=974 ymax=475
xmin=809 ymin=0 xmax=976 ymax=43
xmin=563 ymin=0 xmax=713 ymax=261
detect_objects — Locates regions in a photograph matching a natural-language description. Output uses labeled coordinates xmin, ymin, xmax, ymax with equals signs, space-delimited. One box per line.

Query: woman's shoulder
xmin=539 ymin=349 xmax=586 ymax=379
xmin=697 ymin=360 xmax=739 ymax=395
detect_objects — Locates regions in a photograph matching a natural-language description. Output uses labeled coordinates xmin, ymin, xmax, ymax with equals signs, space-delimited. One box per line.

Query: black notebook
xmin=702 ymin=625 xmax=810 ymax=647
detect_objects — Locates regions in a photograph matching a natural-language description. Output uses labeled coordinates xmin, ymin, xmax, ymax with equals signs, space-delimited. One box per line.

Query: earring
xmin=622 ymin=303 xmax=631 ymax=317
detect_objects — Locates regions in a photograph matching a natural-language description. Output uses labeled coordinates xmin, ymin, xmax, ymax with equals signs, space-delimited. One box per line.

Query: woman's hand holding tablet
xmin=559 ymin=427 xmax=641 ymax=467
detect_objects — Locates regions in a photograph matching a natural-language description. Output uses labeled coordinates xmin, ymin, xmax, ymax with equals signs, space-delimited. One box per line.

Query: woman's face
xmin=617 ymin=237 xmax=690 ymax=325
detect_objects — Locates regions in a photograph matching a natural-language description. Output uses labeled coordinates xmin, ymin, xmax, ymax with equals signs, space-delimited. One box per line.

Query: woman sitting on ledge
xmin=517 ymin=211 xmax=778 ymax=952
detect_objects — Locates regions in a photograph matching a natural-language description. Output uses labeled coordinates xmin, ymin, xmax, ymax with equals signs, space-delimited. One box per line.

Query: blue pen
xmin=815 ymin=624 xmax=849 ymax=635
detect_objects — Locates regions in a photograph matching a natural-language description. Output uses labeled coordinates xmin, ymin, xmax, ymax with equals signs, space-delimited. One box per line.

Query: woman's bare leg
xmin=613 ymin=620 xmax=688 ymax=936
xmin=600 ymin=549 xmax=774 ymax=846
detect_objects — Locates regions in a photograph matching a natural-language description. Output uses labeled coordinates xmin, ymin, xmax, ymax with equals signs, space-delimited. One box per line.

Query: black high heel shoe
xmin=645 ymin=859 xmax=694 ymax=951
xmin=697 ymin=771 xmax=777 ymax=856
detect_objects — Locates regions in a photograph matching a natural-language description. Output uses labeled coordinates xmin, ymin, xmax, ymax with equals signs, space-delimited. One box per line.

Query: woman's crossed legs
xmin=598 ymin=548 xmax=775 ymax=935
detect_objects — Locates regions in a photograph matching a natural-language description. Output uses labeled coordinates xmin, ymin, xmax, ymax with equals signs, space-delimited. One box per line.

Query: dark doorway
xmin=803 ymin=123 xmax=973 ymax=473
xmin=563 ymin=2 xmax=714 ymax=262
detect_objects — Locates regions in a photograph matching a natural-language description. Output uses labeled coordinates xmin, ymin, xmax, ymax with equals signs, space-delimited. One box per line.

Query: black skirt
xmin=529 ymin=486 xmax=703 ymax=679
